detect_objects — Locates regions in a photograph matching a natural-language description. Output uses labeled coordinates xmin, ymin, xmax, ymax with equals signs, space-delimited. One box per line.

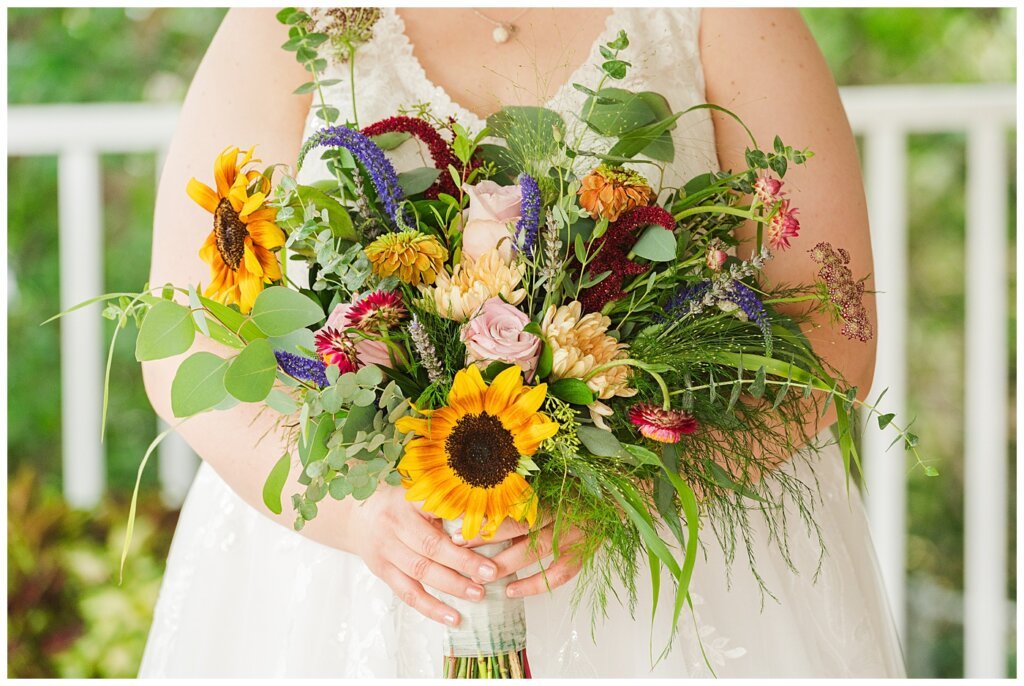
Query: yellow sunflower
xmin=395 ymin=365 xmax=559 ymax=540
xmin=186 ymin=146 xmax=285 ymax=313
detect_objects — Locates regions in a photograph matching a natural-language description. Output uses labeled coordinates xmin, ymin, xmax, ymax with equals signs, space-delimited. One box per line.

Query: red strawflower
xmin=628 ymin=403 xmax=699 ymax=443
xmin=314 ymin=327 xmax=360 ymax=374
xmin=361 ymin=116 xmax=473 ymax=199
xmin=578 ymin=205 xmax=676 ymax=314
xmin=767 ymin=199 xmax=801 ymax=251
xmin=347 ymin=289 xmax=407 ymax=331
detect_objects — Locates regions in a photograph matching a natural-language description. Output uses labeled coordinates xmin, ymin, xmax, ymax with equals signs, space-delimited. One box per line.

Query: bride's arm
xmin=142 ymin=8 xmax=495 ymax=625
xmin=700 ymin=8 xmax=878 ymax=445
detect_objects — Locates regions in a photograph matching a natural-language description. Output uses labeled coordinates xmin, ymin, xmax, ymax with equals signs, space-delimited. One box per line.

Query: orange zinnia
xmin=186 ymin=146 xmax=285 ymax=313
xmin=577 ymin=164 xmax=654 ymax=222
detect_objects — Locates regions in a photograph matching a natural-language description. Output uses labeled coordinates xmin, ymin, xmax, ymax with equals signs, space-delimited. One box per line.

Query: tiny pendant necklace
xmin=472 ymin=8 xmax=530 ymax=44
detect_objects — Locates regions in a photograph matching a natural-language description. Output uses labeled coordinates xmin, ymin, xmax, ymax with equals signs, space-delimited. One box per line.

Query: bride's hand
xmin=456 ymin=518 xmax=587 ymax=598
xmin=344 ymin=485 xmax=499 ymax=627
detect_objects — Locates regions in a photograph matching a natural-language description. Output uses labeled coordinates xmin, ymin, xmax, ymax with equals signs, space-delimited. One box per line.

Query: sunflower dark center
xmin=445 ymin=412 xmax=520 ymax=488
xmin=213 ymin=197 xmax=249 ymax=270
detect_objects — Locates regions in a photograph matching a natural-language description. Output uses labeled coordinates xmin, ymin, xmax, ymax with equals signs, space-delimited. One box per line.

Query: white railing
xmin=6 ymin=85 xmax=1015 ymax=677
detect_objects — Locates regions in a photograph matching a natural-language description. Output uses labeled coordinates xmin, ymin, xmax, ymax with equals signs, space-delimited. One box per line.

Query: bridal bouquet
xmin=68 ymin=9 xmax=932 ymax=679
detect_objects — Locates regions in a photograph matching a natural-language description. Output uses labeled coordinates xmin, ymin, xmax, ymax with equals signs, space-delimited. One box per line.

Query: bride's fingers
xmin=380 ymin=563 xmax=462 ymax=627
xmin=490 ymin=525 xmax=585 ymax=579
xmin=504 ymin=553 xmax=585 ymax=598
xmin=455 ymin=514 xmax=554 ymax=547
xmin=388 ymin=544 xmax=486 ymax=603
xmin=396 ymin=511 xmax=499 ymax=582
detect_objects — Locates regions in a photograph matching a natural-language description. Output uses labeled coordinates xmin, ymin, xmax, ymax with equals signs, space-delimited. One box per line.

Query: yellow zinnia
xmin=395 ymin=365 xmax=559 ymax=541
xmin=364 ymin=230 xmax=448 ymax=287
xmin=186 ymin=146 xmax=285 ymax=313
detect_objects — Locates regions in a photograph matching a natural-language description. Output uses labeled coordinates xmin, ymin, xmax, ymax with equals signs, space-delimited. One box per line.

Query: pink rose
xmin=322 ymin=303 xmax=391 ymax=368
xmin=461 ymin=180 xmax=522 ymax=262
xmin=461 ymin=297 xmax=542 ymax=381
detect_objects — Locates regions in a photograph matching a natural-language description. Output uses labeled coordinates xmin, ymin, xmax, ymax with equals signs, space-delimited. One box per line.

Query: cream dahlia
xmin=421 ymin=247 xmax=526 ymax=322
xmin=540 ymin=301 xmax=635 ymax=426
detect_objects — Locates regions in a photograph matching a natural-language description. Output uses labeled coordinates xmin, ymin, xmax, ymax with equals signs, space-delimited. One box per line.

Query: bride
xmin=139 ymin=7 xmax=903 ymax=677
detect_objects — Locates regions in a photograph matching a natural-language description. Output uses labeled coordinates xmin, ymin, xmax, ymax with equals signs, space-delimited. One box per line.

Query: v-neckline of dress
xmin=386 ymin=7 xmax=622 ymax=128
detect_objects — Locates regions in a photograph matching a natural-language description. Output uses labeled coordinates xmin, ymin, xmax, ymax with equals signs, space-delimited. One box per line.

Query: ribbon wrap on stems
xmin=436 ymin=519 xmax=529 ymax=678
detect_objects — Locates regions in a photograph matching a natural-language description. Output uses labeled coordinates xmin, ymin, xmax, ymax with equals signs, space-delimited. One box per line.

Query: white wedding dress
xmin=140 ymin=8 xmax=905 ymax=678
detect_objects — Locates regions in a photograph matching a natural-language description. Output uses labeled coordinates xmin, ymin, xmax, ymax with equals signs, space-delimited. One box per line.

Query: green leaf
xmin=601 ymin=59 xmax=629 ymax=80
xmin=299 ymin=414 xmax=332 ymax=466
xmin=293 ymin=80 xmax=318 ymax=95
xmin=371 ymin=131 xmax=412 ymax=150
xmin=276 ymin=7 xmax=297 ymax=23
xmin=170 ymin=352 xmax=229 ymax=417
xmin=877 ymin=413 xmax=895 ymax=430
xmin=630 ymin=225 xmax=677 ymax=262
xmin=135 ymin=300 xmax=195 ymax=361
xmin=923 ymin=465 xmax=939 ymax=477
xmin=482 ymin=361 xmax=513 ymax=382
xmin=355 ymin=364 xmax=384 ymax=387
xmin=295 ymin=185 xmax=356 ymax=241
xmin=750 ymin=366 xmax=767 ymax=399
xmin=536 ymin=343 xmax=554 ymax=380
xmin=548 ymin=378 xmax=595 ymax=405
xmin=249 ymin=286 xmax=324 ymax=336
xmin=266 ymin=388 xmax=299 ymax=414
xmin=704 ymin=459 xmax=767 ymax=502
xmin=262 ymin=453 xmax=291 ymax=515
xmin=582 ymin=88 xmax=656 ymax=136
xmin=267 ymin=327 xmax=316 ymax=356
xmin=577 ymin=426 xmax=625 ymax=457
xmin=606 ymin=29 xmax=629 ymax=51
xmin=224 ymin=339 xmax=277 ymax=402
xmin=397 ymin=167 xmax=442 ymax=196
xmin=607 ymin=112 xmax=683 ymax=160
xmin=486 ymin=106 xmax=565 ymax=161
xmin=329 ymin=477 xmax=353 ymax=499
xmin=198 ymin=295 xmax=267 ymax=341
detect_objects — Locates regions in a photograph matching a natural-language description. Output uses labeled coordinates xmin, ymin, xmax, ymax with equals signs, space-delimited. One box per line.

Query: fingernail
xmin=478 ymin=563 xmax=497 ymax=581
xmin=506 ymin=585 xmax=520 ymax=598
xmin=443 ymin=612 xmax=458 ymax=626
xmin=452 ymin=532 xmax=466 ymax=545
xmin=467 ymin=585 xmax=484 ymax=601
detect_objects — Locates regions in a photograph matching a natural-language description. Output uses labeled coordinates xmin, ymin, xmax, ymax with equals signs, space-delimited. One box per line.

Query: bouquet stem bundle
xmin=439 ymin=519 xmax=528 ymax=679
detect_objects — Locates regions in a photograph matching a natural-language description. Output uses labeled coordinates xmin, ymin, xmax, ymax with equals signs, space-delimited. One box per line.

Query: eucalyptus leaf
xmin=262 ymin=453 xmax=291 ymax=515
xmin=397 ymin=167 xmax=442 ymax=197
xmin=135 ymin=300 xmax=195 ymax=361
xmin=170 ymin=352 xmax=229 ymax=417
xmin=630 ymin=225 xmax=677 ymax=262
xmin=577 ymin=426 xmax=625 ymax=458
xmin=224 ymin=339 xmax=277 ymax=402
xmin=250 ymin=286 xmax=325 ymax=336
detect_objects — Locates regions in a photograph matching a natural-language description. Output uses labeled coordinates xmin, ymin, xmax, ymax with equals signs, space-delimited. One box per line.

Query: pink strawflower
xmin=767 ymin=200 xmax=801 ymax=251
xmin=319 ymin=299 xmax=394 ymax=369
xmin=346 ymin=289 xmax=407 ymax=331
xmin=705 ymin=239 xmax=728 ymax=271
xmin=628 ymin=403 xmax=699 ymax=443
xmin=314 ymin=327 xmax=360 ymax=374
xmin=754 ymin=174 xmax=785 ymax=206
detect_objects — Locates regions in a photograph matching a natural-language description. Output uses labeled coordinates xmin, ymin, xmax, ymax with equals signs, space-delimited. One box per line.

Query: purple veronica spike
xmin=298 ymin=125 xmax=410 ymax=230
xmin=514 ymin=173 xmax=541 ymax=257
xmin=275 ymin=350 xmax=329 ymax=388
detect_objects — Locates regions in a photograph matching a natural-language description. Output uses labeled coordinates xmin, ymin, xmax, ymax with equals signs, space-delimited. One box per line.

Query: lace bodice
xmin=297 ymin=7 xmax=720 ymax=195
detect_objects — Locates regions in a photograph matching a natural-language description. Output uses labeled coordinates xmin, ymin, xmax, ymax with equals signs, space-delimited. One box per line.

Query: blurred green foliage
xmin=5 ymin=6 xmax=1016 ymax=679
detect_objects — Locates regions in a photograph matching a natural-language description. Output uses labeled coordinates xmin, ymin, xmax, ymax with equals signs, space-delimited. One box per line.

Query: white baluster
xmin=862 ymin=126 xmax=908 ymax=641
xmin=963 ymin=123 xmax=1009 ymax=678
xmin=58 ymin=149 xmax=105 ymax=508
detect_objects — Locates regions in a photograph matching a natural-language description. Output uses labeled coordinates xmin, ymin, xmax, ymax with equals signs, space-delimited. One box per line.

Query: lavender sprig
xmin=275 ymin=350 xmax=329 ymax=388
xmin=408 ymin=316 xmax=445 ymax=384
xmin=514 ymin=173 xmax=541 ymax=257
xmin=297 ymin=125 xmax=411 ymax=230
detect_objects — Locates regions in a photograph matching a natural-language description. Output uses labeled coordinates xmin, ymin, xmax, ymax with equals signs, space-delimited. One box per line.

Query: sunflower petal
xmin=246 ymin=220 xmax=286 ymax=249
xmin=513 ymin=419 xmax=560 ymax=455
xmin=484 ymin=365 xmax=523 ymax=415
xmin=187 ymin=178 xmax=220 ymax=214
xmin=448 ymin=366 xmax=486 ymax=415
